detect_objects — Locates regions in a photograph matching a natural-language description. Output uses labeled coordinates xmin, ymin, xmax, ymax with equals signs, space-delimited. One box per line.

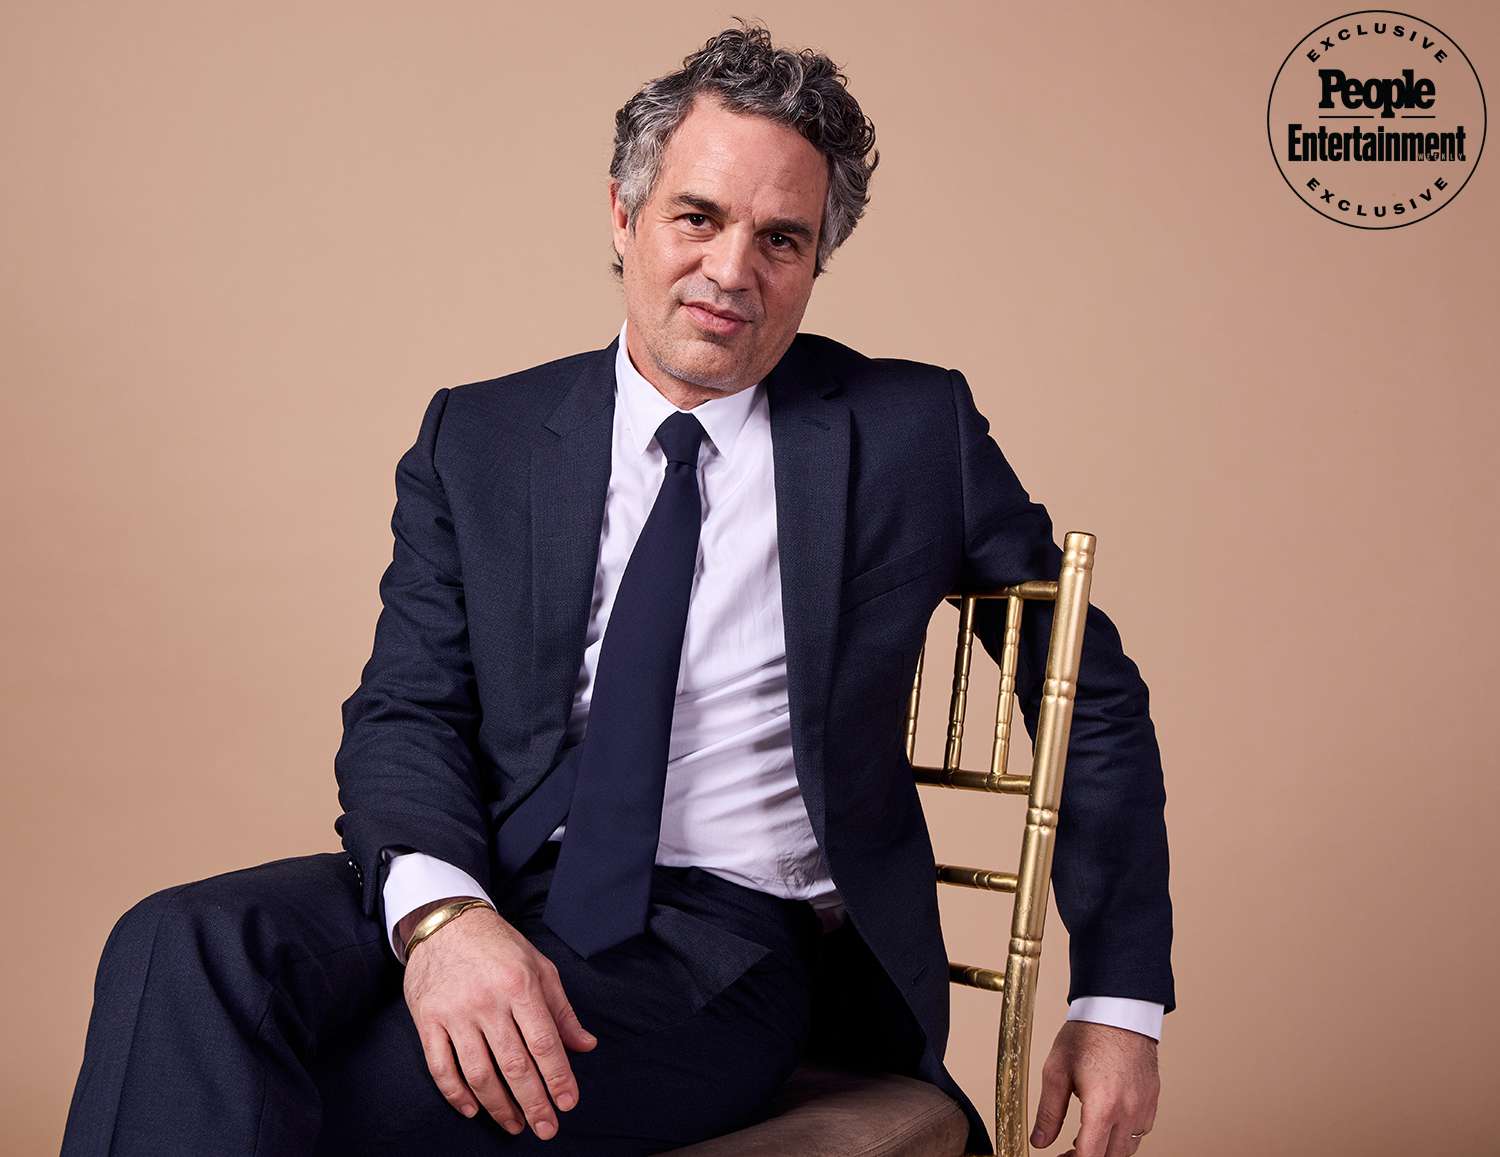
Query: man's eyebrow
xmin=666 ymin=192 xmax=817 ymax=242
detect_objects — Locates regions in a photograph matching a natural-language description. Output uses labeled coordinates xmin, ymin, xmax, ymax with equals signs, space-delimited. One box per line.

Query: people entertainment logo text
xmin=1267 ymin=10 xmax=1485 ymax=229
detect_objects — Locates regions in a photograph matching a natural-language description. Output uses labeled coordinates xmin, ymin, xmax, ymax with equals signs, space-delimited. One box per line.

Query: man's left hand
xmin=1029 ymin=1020 xmax=1160 ymax=1156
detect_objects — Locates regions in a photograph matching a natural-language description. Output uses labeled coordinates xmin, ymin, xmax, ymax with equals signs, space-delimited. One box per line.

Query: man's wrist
xmin=1066 ymin=1019 xmax=1159 ymax=1044
xmin=397 ymin=895 xmax=488 ymax=963
xmin=381 ymin=852 xmax=495 ymax=962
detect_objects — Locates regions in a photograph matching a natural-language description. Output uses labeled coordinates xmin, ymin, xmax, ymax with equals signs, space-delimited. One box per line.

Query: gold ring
xmin=1129 ymin=1130 xmax=1147 ymax=1140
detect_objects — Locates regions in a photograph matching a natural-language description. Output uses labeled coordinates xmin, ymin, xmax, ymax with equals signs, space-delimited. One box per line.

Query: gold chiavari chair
xmin=667 ymin=530 xmax=1097 ymax=1157
xmin=914 ymin=528 xmax=1095 ymax=1156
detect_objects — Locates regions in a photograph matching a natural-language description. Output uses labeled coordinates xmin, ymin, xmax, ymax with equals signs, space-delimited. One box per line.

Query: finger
xmin=1031 ymin=1061 xmax=1074 ymax=1148
xmin=485 ymin=1010 xmax=559 ymax=1140
xmin=537 ymin=955 xmax=599 ymax=1056
xmin=1071 ymin=1096 xmax=1115 ymax=1157
xmin=1106 ymin=1122 xmax=1148 ymax=1157
xmin=509 ymin=971 xmax=583 ymax=1117
xmin=1110 ymin=1086 xmax=1158 ymax=1156
xmin=417 ymin=1023 xmax=484 ymax=1122
xmin=450 ymin=1023 xmax=527 ymax=1136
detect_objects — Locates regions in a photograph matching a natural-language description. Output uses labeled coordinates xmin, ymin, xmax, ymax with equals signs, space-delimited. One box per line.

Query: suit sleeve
xmin=333 ymin=386 xmax=495 ymax=921
xmin=947 ymin=367 xmax=1176 ymax=1014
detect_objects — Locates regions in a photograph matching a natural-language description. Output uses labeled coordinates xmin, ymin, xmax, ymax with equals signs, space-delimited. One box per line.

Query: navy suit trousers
xmin=60 ymin=841 xmax=824 ymax=1155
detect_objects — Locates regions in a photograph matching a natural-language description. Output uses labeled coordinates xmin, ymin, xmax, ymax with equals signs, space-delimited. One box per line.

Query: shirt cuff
xmin=1066 ymin=996 xmax=1164 ymax=1041
xmin=382 ymin=850 xmax=495 ymax=965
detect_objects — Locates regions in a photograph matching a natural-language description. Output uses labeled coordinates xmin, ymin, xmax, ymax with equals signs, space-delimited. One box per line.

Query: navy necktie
xmin=542 ymin=409 xmax=707 ymax=958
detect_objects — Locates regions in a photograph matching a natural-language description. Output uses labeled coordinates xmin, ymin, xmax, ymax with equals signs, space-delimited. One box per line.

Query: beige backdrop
xmin=5 ymin=3 xmax=1497 ymax=1153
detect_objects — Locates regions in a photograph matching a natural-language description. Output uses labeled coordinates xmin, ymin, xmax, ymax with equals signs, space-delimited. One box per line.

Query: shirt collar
xmin=614 ymin=317 xmax=761 ymax=461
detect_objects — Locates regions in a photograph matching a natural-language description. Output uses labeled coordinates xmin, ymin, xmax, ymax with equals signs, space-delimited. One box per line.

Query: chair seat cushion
xmin=663 ymin=1060 xmax=970 ymax=1156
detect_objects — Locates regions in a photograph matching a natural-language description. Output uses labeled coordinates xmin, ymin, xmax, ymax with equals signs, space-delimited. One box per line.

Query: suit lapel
xmin=528 ymin=338 xmax=617 ymax=765
xmin=764 ymin=336 xmax=850 ymax=846
xmin=526 ymin=330 xmax=852 ymax=848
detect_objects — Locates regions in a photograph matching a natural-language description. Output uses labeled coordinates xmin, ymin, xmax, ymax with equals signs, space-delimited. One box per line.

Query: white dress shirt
xmin=380 ymin=317 xmax=1164 ymax=1041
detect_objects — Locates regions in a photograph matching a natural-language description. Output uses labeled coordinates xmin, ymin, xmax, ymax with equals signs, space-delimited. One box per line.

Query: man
xmin=61 ymin=20 xmax=1172 ymax=1157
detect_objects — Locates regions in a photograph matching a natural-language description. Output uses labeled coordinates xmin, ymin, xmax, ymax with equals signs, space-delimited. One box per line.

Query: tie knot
xmin=654 ymin=410 xmax=706 ymax=467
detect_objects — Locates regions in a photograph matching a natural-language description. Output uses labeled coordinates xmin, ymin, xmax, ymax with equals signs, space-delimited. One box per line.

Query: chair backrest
xmin=908 ymin=530 xmax=1096 ymax=1157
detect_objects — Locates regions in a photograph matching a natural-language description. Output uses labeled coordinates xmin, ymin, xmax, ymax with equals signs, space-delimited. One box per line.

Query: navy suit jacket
xmin=333 ymin=329 xmax=1175 ymax=1154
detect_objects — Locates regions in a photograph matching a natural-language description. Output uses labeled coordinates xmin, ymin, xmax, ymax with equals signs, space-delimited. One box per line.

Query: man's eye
xmin=685 ymin=213 xmax=709 ymax=227
xmin=768 ymin=233 xmax=796 ymax=250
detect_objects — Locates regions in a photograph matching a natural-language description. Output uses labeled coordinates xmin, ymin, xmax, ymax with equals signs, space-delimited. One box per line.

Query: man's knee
xmin=98 ymin=853 xmax=352 ymax=978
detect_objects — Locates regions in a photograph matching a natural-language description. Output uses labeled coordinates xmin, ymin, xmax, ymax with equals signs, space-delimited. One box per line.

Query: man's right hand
xmin=399 ymin=898 xmax=599 ymax=1140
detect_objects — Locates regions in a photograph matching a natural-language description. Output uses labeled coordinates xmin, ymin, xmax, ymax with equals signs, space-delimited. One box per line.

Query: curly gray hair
xmin=609 ymin=17 xmax=880 ymax=279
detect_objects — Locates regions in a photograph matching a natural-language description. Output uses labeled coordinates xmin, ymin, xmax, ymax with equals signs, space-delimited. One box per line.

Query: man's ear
xmin=608 ymin=178 xmax=628 ymax=230
xmin=608 ymin=179 xmax=633 ymax=273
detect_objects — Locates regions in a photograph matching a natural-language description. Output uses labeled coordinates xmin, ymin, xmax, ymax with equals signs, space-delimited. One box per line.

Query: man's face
xmin=610 ymin=92 xmax=829 ymax=402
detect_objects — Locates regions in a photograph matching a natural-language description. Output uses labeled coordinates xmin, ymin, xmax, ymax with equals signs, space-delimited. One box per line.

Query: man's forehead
xmin=663 ymin=100 xmax=823 ymax=174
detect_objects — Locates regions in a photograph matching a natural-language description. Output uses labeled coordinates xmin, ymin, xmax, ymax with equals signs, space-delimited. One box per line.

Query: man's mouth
xmin=682 ymin=302 xmax=750 ymax=336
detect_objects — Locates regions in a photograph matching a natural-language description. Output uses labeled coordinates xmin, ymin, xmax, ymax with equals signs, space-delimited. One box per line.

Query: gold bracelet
xmin=403 ymin=898 xmax=492 ymax=964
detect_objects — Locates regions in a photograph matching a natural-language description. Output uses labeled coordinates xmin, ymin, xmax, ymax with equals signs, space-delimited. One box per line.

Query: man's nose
xmin=699 ymin=228 xmax=756 ymax=294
